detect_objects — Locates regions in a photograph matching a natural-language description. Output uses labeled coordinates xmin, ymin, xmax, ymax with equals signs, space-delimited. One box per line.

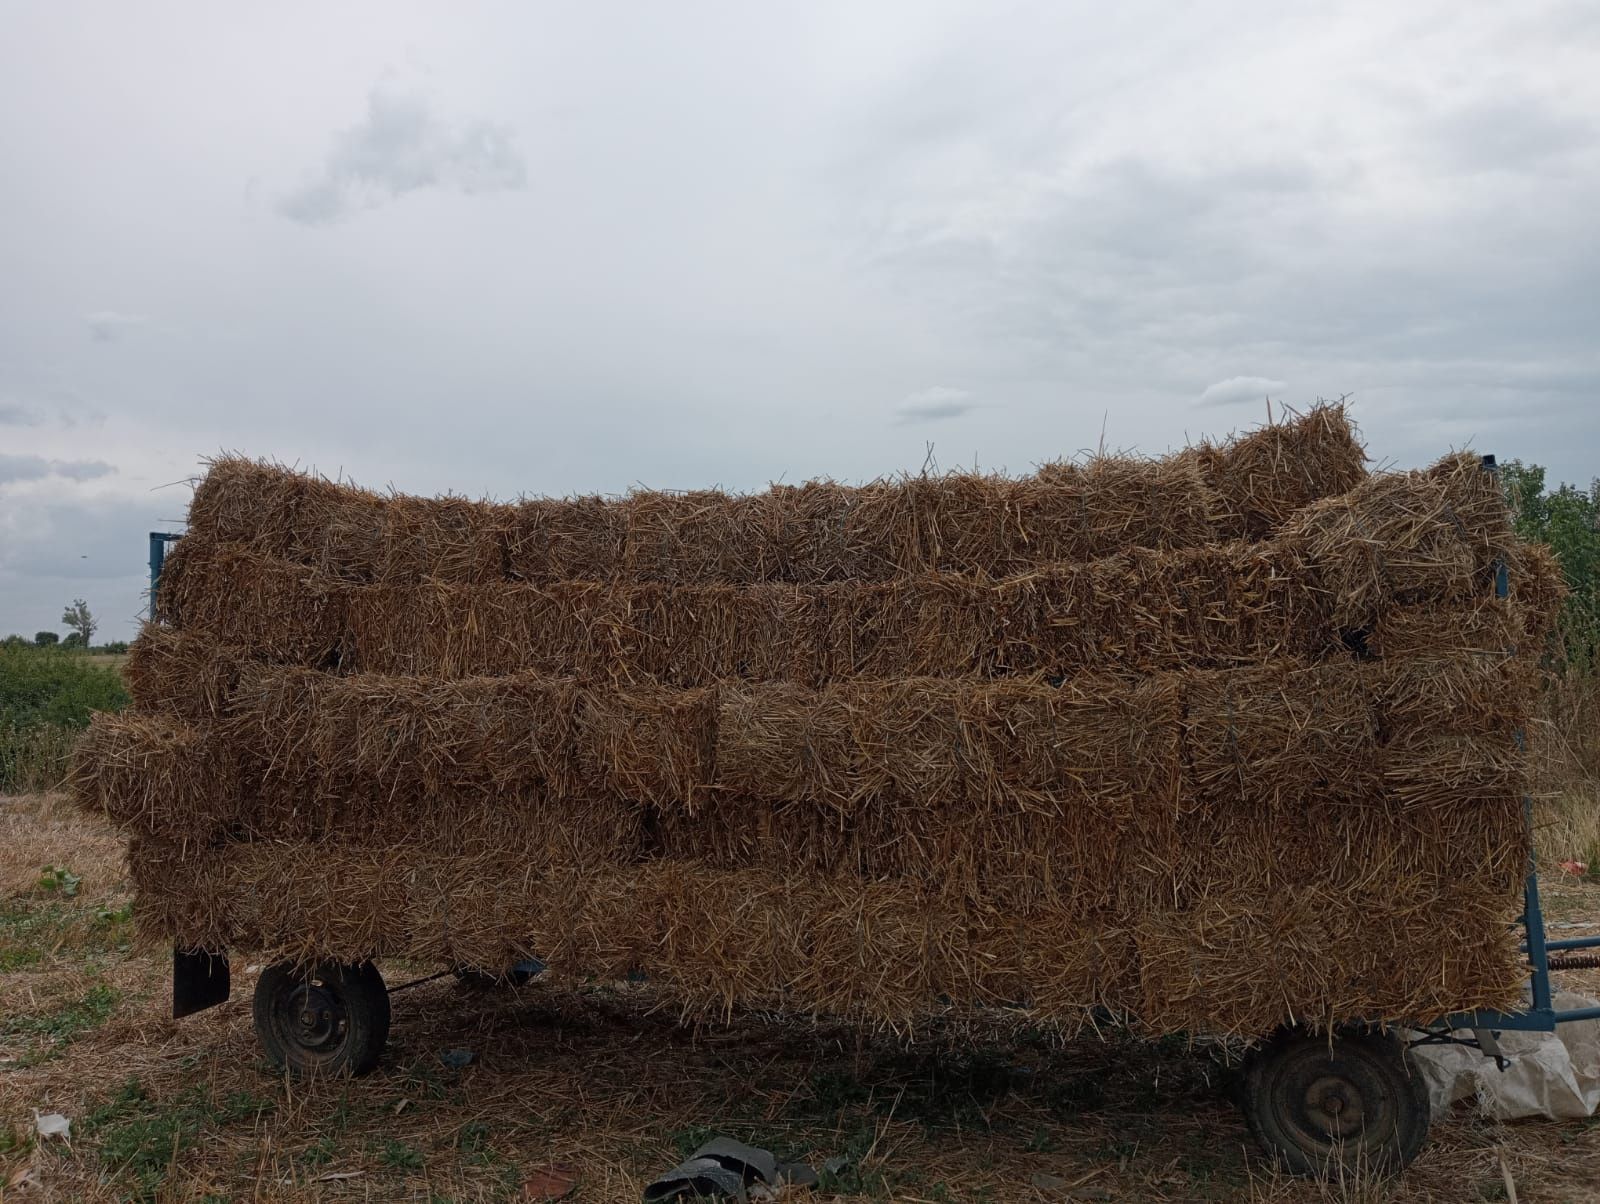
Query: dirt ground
xmin=2 ymin=792 xmax=1597 ymax=1203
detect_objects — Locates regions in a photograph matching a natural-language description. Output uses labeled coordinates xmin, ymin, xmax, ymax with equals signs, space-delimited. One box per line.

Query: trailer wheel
xmin=252 ymin=961 xmax=390 ymax=1077
xmin=1240 ymin=1027 xmax=1429 ymax=1176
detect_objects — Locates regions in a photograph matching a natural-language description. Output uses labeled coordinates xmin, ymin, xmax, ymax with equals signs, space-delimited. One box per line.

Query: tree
xmin=61 ymin=599 xmax=96 ymax=647
xmin=34 ymin=631 xmax=59 ymax=647
xmin=1502 ymin=461 xmax=1600 ymax=671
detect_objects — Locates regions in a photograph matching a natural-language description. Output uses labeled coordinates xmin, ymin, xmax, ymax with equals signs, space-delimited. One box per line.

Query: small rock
xmin=521 ymin=1164 xmax=578 ymax=1200
xmin=1031 ymin=1172 xmax=1070 ymax=1190
xmin=439 ymin=1048 xmax=475 ymax=1069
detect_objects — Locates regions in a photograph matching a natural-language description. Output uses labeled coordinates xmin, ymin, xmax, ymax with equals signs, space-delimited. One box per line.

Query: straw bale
xmin=155 ymin=535 xmax=351 ymax=667
xmin=1135 ymin=885 xmax=1524 ymax=1036
xmin=128 ymin=844 xmax=1137 ymax=1028
xmin=1024 ymin=453 xmax=1221 ymax=567
xmin=1119 ymin=788 xmax=1528 ymax=918
xmin=69 ymin=713 xmax=241 ymax=843
xmin=180 ymin=410 xmax=1365 ymax=591
xmin=577 ymin=684 xmax=719 ymax=808
xmin=124 ymin=624 xmax=238 ymax=724
xmin=124 ymin=836 xmax=230 ymax=952
xmin=621 ymin=490 xmax=787 ymax=584
xmin=715 ymin=684 xmax=860 ymax=808
xmin=124 ymin=837 xmax=1524 ymax=1035
xmin=1285 ymin=452 xmax=1515 ymax=630
xmin=230 ymin=666 xmax=586 ymax=814
xmin=1366 ymin=599 xmax=1522 ymax=661
xmin=1182 ymin=661 xmax=1381 ymax=813
xmin=1511 ymin=539 xmax=1568 ymax=655
xmin=190 ymin=458 xmax=509 ymax=584
xmin=1188 ymin=403 xmax=1368 ymax=540
xmin=996 ymin=541 xmax=1332 ymax=676
xmin=506 ymin=495 xmax=625 ymax=581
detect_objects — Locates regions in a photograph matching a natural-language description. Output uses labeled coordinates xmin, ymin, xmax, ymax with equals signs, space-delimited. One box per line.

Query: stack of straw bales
xmin=72 ymin=405 xmax=1564 ymax=1037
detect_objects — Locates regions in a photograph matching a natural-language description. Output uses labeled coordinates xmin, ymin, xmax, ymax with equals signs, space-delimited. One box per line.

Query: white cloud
xmin=896 ymin=386 xmax=979 ymax=423
xmin=1197 ymin=376 xmax=1289 ymax=408
xmin=279 ymin=87 xmax=527 ymax=225
xmin=86 ymin=311 xmax=147 ymax=343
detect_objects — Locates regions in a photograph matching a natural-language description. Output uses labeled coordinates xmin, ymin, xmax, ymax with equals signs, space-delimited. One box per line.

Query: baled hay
xmin=1511 ymin=539 xmax=1568 ymax=655
xmin=1182 ymin=661 xmax=1381 ymax=813
xmin=127 ymin=844 xmax=1135 ymax=1028
xmin=69 ymin=713 xmax=240 ymax=843
xmin=1135 ymin=883 xmax=1524 ymax=1037
xmin=181 ymin=409 xmax=1363 ymax=589
xmin=124 ymin=624 xmax=238 ymax=724
xmin=1187 ymin=402 xmax=1368 ymax=540
xmin=1285 ymin=453 xmax=1515 ymax=629
xmin=126 ymin=842 xmax=1524 ymax=1036
xmin=577 ymin=684 xmax=719 ymax=809
xmin=155 ymin=536 xmax=350 ymax=666
xmin=1118 ymin=786 xmax=1528 ymax=916
xmin=189 ymin=457 xmax=507 ymax=584
xmin=149 ymin=530 xmax=1483 ymax=692
xmin=229 ymin=667 xmax=589 ymax=822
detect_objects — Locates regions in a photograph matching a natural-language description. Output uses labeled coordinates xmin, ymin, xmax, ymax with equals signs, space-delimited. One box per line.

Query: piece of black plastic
xmin=173 ymin=948 xmax=230 ymax=1018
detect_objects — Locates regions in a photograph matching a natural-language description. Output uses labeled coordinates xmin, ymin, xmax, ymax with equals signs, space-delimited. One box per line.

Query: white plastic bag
xmin=1411 ymin=991 xmax=1600 ymax=1121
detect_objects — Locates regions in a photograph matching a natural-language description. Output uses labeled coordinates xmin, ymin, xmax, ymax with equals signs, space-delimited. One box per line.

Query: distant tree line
xmin=1 ymin=599 xmax=125 ymax=654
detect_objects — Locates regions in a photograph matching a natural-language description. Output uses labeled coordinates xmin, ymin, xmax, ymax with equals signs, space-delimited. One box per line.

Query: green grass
xmin=81 ymin=1077 xmax=274 ymax=1200
xmin=0 ymin=897 xmax=136 ymax=970
xmin=3 ymin=981 xmax=119 ymax=1042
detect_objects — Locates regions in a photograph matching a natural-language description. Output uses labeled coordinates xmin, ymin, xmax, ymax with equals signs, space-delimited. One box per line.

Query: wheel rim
xmin=269 ymin=972 xmax=350 ymax=1067
xmin=1268 ymin=1041 xmax=1396 ymax=1160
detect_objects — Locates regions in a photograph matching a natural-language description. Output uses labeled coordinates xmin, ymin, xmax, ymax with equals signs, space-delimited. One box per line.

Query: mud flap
xmin=173 ymin=948 xmax=230 ymax=1018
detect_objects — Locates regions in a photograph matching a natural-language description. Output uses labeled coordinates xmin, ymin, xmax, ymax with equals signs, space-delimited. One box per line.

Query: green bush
xmin=0 ymin=644 xmax=128 ymax=730
xmin=0 ymin=644 xmax=128 ymax=793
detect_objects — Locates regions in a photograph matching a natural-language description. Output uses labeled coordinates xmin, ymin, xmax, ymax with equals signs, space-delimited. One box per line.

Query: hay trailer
xmin=145 ymin=518 xmax=1600 ymax=1177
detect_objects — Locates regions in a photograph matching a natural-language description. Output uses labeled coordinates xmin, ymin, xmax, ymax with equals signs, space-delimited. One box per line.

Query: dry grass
xmin=2 ymin=793 xmax=1598 ymax=1203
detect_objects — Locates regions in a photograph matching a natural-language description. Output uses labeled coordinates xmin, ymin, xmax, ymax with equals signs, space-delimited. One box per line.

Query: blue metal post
xmin=148 ymin=532 xmax=180 ymax=617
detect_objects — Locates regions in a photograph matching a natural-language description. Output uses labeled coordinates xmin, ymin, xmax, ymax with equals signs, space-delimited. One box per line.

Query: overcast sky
xmin=3 ymin=1 xmax=1598 ymax=638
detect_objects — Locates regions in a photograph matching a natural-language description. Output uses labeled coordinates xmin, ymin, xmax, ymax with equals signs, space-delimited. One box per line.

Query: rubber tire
xmin=252 ymin=961 xmax=390 ymax=1077
xmin=1240 ymin=1027 xmax=1430 ymax=1177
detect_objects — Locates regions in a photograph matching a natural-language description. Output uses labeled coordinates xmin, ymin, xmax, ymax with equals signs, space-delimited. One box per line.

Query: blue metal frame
xmin=148 ymin=531 xmax=181 ymax=613
xmin=1435 ymin=457 xmax=1600 ymax=1036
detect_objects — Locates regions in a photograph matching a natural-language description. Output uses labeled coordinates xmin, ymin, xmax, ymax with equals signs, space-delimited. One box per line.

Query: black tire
xmin=1240 ymin=1026 xmax=1430 ymax=1176
xmin=252 ymin=961 xmax=390 ymax=1077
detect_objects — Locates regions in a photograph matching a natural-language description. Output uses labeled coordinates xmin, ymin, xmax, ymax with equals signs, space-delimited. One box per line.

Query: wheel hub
xmin=276 ymin=981 xmax=345 ymax=1054
xmin=1303 ymin=1073 xmax=1365 ymax=1138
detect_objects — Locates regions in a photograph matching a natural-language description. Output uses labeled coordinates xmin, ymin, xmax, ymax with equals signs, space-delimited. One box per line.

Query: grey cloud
xmin=896 ymin=386 xmax=978 ymax=422
xmin=279 ymin=88 xmax=527 ymax=225
xmin=0 ymin=402 xmax=41 ymax=425
xmin=86 ymin=310 xmax=147 ymax=342
xmin=0 ymin=454 xmax=114 ymax=485
xmin=1198 ymin=376 xmax=1288 ymax=408
xmin=1427 ymin=95 xmax=1593 ymax=174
